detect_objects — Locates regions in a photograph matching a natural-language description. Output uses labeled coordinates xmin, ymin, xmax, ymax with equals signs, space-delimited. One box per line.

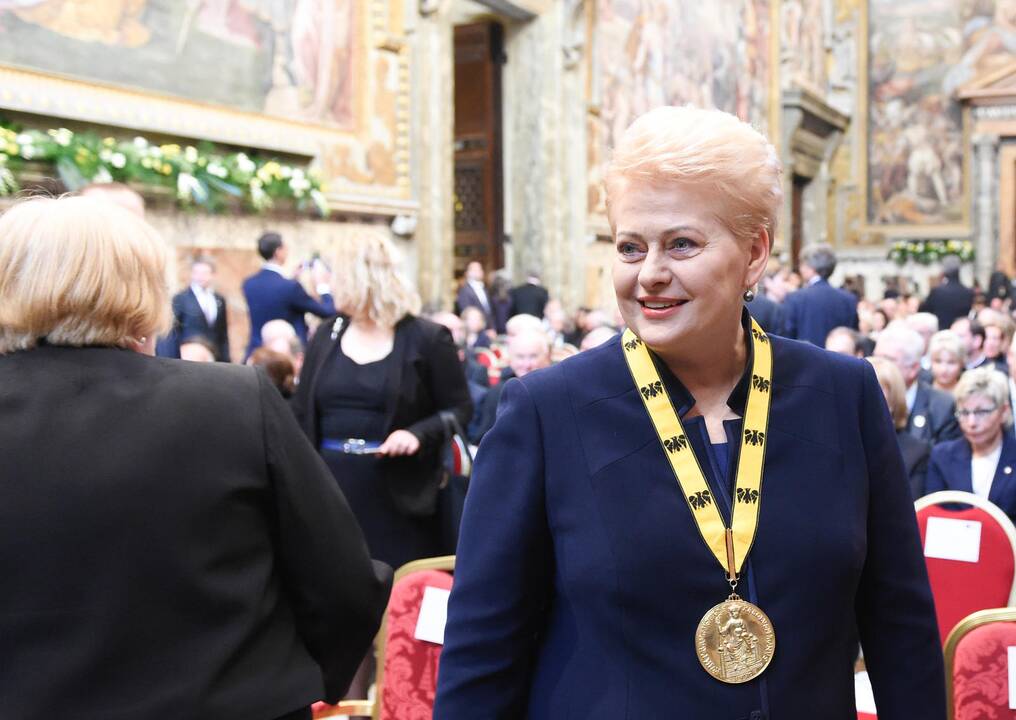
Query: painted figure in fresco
xmin=945 ymin=0 xmax=1016 ymax=94
xmin=2 ymin=0 xmax=151 ymax=46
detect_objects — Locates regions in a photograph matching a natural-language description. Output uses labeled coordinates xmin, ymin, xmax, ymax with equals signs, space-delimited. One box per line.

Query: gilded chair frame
xmin=942 ymin=607 xmax=1016 ymax=720
xmin=915 ymin=490 xmax=1016 ymax=609
xmin=323 ymin=554 xmax=457 ymax=720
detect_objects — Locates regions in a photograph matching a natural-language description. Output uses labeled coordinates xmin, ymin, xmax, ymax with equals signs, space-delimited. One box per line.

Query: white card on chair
xmin=1009 ymin=647 xmax=1016 ymax=709
xmin=414 ymin=586 xmax=451 ymax=645
xmin=923 ymin=517 xmax=982 ymax=563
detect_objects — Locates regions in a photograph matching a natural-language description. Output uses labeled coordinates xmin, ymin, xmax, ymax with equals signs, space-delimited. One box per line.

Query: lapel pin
xmin=1006 ymin=466 xmax=1012 ymax=475
xmin=913 ymin=415 xmax=927 ymax=429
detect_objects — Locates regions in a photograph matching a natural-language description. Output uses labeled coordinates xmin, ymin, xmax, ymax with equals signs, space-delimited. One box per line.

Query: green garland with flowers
xmin=0 ymin=119 xmax=328 ymax=216
xmin=887 ymin=239 xmax=975 ymax=265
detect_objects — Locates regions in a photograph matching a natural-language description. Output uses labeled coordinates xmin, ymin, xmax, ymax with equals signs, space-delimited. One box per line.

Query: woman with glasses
xmin=926 ymin=368 xmax=1016 ymax=520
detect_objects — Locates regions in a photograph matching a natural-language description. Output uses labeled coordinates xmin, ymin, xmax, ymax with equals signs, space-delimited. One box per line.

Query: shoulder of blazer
xmin=930 ymin=437 xmax=970 ymax=465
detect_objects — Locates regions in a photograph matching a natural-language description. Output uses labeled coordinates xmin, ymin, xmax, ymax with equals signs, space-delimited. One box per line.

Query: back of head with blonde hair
xmin=332 ymin=232 xmax=420 ymax=328
xmin=604 ymin=105 xmax=784 ymax=243
xmin=867 ymin=356 xmax=909 ymax=430
xmin=0 ymin=195 xmax=170 ymax=354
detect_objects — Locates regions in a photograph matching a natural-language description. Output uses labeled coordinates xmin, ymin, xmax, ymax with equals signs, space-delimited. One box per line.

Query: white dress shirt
xmin=468 ymin=279 xmax=490 ymax=311
xmin=972 ymin=442 xmax=1003 ymax=500
xmin=192 ymin=283 xmax=217 ymax=325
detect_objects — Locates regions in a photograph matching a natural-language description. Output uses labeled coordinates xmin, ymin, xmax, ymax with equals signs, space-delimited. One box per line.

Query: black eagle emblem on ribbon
xmin=736 ymin=488 xmax=760 ymax=504
xmin=751 ymin=327 xmax=769 ymax=344
xmin=664 ymin=435 xmax=688 ymax=454
xmin=744 ymin=429 xmax=765 ymax=446
xmin=624 ymin=336 xmax=643 ymax=351
xmin=640 ymin=381 xmax=664 ymax=400
xmin=689 ymin=490 xmax=713 ymax=510
xmin=751 ymin=374 xmax=771 ymax=393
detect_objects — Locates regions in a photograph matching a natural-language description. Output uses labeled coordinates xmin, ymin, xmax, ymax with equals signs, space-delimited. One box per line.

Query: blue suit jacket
xmin=435 ymin=329 xmax=943 ymax=720
xmin=156 ymin=288 xmax=230 ymax=362
xmin=241 ymin=268 xmax=335 ymax=357
xmin=925 ymin=433 xmax=1016 ymax=521
xmin=782 ymin=278 xmax=858 ymax=347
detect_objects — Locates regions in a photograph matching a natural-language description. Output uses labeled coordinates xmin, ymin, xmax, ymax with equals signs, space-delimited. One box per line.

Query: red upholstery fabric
xmin=917 ymin=504 xmax=1015 ymax=643
xmin=952 ymin=621 xmax=1016 ymax=719
xmin=378 ymin=569 xmax=454 ymax=720
xmin=449 ymin=436 xmax=471 ymax=477
xmin=857 ymin=713 xmax=877 ymax=720
xmin=473 ymin=351 xmax=493 ymax=368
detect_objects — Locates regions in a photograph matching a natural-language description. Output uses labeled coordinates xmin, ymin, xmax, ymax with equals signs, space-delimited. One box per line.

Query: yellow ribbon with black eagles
xmin=621 ymin=318 xmax=772 ymax=580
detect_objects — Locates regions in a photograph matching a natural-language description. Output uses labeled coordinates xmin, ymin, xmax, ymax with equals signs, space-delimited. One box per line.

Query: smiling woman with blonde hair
xmin=0 ymin=196 xmax=390 ymax=720
xmin=435 ymin=106 xmax=944 ymax=719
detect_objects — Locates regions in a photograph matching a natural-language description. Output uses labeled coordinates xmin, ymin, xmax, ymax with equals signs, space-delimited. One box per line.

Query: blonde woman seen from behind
xmin=0 ymin=196 xmax=390 ymax=720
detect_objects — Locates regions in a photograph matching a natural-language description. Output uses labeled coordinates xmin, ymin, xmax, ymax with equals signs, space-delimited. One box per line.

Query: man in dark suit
xmin=509 ymin=270 xmax=550 ymax=319
xmin=158 ymin=256 xmax=231 ymax=361
xmin=242 ymin=232 xmax=335 ymax=359
xmin=455 ymin=261 xmax=495 ymax=329
xmin=747 ymin=291 xmax=783 ymax=335
xmin=875 ymin=324 xmax=961 ymax=446
xmin=782 ymin=244 xmax=858 ymax=346
xmin=920 ymin=255 xmax=974 ymax=331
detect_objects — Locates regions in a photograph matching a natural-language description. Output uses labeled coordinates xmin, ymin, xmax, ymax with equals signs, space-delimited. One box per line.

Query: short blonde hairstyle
xmin=604 ymin=105 xmax=783 ymax=243
xmin=0 ymin=195 xmax=170 ymax=354
xmin=955 ymin=367 xmax=1013 ymax=427
xmin=928 ymin=330 xmax=966 ymax=365
xmin=332 ymin=231 xmax=420 ymax=327
xmin=867 ymin=356 xmax=909 ymax=430
xmin=981 ymin=309 xmax=1015 ymax=345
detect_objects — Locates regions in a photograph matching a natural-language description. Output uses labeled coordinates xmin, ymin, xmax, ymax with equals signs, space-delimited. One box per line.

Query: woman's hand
xmin=379 ymin=429 xmax=421 ymax=456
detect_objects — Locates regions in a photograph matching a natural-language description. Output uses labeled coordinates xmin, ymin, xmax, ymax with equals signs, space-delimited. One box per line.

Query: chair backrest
xmin=944 ymin=608 xmax=1016 ymax=720
xmin=915 ymin=491 xmax=1016 ymax=644
xmin=449 ymin=434 xmax=471 ymax=477
xmin=375 ymin=556 xmax=455 ymax=720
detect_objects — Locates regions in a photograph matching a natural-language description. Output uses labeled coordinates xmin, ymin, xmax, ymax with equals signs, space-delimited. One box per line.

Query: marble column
xmin=973 ymin=133 xmax=999 ymax=287
xmin=411 ymin=0 xmax=455 ymax=308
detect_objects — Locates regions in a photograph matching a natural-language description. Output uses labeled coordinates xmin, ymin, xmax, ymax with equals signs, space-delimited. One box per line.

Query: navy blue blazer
xmin=907 ymin=382 xmax=961 ymax=446
xmin=925 ymin=433 xmax=1016 ymax=521
xmin=242 ymin=268 xmax=335 ymax=357
xmin=435 ymin=329 xmax=944 ymax=720
xmin=782 ymin=278 xmax=858 ymax=346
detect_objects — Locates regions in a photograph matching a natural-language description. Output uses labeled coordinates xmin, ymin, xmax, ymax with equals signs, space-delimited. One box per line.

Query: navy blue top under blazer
xmin=242 ymin=268 xmax=335 ymax=357
xmin=782 ymin=278 xmax=858 ymax=347
xmin=434 ymin=322 xmax=944 ymax=720
xmin=925 ymin=432 xmax=1016 ymax=521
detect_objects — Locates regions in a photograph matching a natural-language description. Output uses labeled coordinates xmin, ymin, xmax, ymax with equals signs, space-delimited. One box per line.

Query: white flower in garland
xmin=184 ymin=146 xmax=199 ymax=164
xmin=110 ymin=152 xmax=127 ymax=169
xmin=48 ymin=128 xmax=73 ymax=146
xmin=133 ymin=136 xmax=148 ymax=149
xmin=236 ymin=153 xmax=256 ymax=174
xmin=207 ymin=162 xmax=228 ymax=178
xmin=92 ymin=167 xmax=113 ymax=184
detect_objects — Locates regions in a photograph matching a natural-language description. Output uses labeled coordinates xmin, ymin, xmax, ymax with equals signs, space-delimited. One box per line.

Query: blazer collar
xmin=646 ymin=308 xmax=755 ymax=418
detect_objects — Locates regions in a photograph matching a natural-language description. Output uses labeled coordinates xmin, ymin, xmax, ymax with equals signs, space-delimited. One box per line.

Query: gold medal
xmin=695 ymin=594 xmax=776 ymax=684
xmin=622 ymin=318 xmax=776 ymax=684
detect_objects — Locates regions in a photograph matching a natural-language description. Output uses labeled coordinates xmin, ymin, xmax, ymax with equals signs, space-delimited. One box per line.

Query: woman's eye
xmin=618 ymin=242 xmax=644 ymax=257
xmin=670 ymin=238 xmax=695 ymax=251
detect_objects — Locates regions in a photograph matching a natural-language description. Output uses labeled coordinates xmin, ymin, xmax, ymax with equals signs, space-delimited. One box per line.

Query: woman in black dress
xmin=292 ymin=233 xmax=473 ymax=570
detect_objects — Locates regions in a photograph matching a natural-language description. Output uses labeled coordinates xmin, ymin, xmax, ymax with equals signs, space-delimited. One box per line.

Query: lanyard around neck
xmin=621 ymin=318 xmax=773 ymax=580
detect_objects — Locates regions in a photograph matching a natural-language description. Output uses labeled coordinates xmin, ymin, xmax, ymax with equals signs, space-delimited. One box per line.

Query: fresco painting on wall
xmin=0 ymin=0 xmax=358 ymax=129
xmin=867 ymin=0 xmax=969 ymax=227
xmin=591 ymin=0 xmax=772 ymax=215
xmin=782 ymin=0 xmax=827 ymax=93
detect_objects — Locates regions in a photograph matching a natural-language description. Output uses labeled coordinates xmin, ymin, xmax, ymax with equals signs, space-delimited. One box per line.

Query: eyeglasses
xmin=954 ymin=406 xmax=1000 ymax=420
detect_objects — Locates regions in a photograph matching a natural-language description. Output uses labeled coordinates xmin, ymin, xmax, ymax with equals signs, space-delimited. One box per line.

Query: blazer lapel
xmin=909 ymin=385 xmax=932 ymax=440
xmin=949 ymin=440 xmax=974 ymax=494
xmin=989 ymin=433 xmax=1016 ymax=508
xmin=382 ymin=318 xmax=412 ymax=432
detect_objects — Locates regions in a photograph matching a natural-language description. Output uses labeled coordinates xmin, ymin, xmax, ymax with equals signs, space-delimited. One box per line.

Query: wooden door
xmin=791 ymin=174 xmax=808 ymax=270
xmin=453 ymin=22 xmax=504 ymax=277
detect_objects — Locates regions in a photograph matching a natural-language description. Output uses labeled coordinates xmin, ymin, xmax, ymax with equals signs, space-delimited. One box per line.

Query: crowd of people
xmin=6 ymin=106 xmax=1007 ymax=718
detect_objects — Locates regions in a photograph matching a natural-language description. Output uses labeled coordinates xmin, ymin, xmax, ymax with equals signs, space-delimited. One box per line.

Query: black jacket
xmin=907 ymin=381 xmax=962 ymax=446
xmin=0 ymin=345 xmax=391 ymax=720
xmin=162 ymin=287 xmax=231 ymax=361
xmin=897 ymin=429 xmax=932 ymax=499
xmin=509 ymin=282 xmax=549 ymax=318
xmin=919 ymin=273 xmax=973 ymax=331
xmin=292 ymin=315 xmax=473 ymax=516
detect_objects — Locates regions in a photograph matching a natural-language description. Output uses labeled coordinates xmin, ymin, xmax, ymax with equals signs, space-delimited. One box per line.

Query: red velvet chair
xmin=916 ymin=491 xmax=1016 ymax=645
xmin=944 ymin=608 xmax=1016 ymax=720
xmin=449 ymin=434 xmax=472 ymax=477
xmin=314 ymin=556 xmax=456 ymax=720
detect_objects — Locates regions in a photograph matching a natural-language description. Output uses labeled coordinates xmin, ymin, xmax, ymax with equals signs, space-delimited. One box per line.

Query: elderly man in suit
xmin=159 ymin=256 xmax=231 ymax=361
xmin=455 ymin=261 xmax=495 ymax=330
xmin=782 ymin=244 xmax=858 ymax=346
xmin=920 ymin=255 xmax=974 ymax=331
xmin=242 ymin=232 xmax=334 ymax=359
xmin=875 ymin=323 xmax=961 ymax=446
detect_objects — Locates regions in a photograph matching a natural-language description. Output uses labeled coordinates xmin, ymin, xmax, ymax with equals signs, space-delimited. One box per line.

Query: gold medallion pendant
xmin=695 ymin=595 xmax=776 ymax=684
